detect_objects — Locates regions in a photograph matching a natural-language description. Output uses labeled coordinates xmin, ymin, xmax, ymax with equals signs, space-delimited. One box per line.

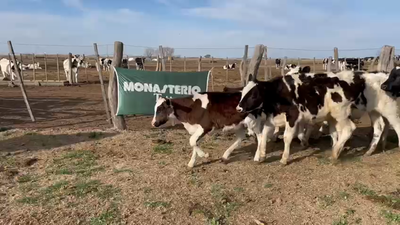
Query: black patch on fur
xmin=331 ymin=92 xmax=342 ymax=102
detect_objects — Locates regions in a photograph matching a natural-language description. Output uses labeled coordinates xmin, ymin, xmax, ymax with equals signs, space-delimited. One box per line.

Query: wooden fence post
xmin=327 ymin=57 xmax=332 ymax=72
xmin=211 ymin=57 xmax=214 ymax=68
xmin=32 ymin=54 xmax=36 ymax=81
xmin=313 ymin=57 xmax=316 ymax=72
xmin=281 ymin=57 xmax=287 ymax=76
xmin=378 ymin=45 xmax=395 ymax=72
xmin=358 ymin=58 xmax=361 ymax=71
xmin=241 ymin=45 xmax=249 ymax=86
xmin=155 ymin=55 xmax=160 ymax=71
xmin=19 ymin=54 xmax=23 ymax=77
xmin=225 ymin=57 xmax=229 ymax=85
xmin=198 ymin=56 xmax=202 ymax=71
xmin=183 ymin=57 xmax=186 ymax=72
xmin=334 ymin=47 xmax=339 ymax=72
xmin=246 ymin=44 xmax=265 ymax=82
xmin=8 ymin=41 xmax=35 ymax=122
xmin=68 ymin=53 xmax=73 ymax=84
xmin=108 ymin=41 xmax=127 ymax=130
xmin=170 ymin=57 xmax=172 ymax=72
xmin=297 ymin=57 xmax=300 ymax=66
xmin=7 ymin=54 xmax=12 ymax=79
xmin=56 ymin=54 xmax=60 ymax=81
xmin=127 ymin=55 xmax=130 ymax=69
xmin=44 ymin=53 xmax=48 ymax=81
xmin=264 ymin=46 xmax=268 ymax=81
xmin=93 ymin=43 xmax=112 ymax=125
xmin=159 ymin=45 xmax=166 ymax=71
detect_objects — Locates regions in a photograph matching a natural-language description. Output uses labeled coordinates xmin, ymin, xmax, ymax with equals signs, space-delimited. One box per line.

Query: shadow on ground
xmin=0 ymin=131 xmax=117 ymax=153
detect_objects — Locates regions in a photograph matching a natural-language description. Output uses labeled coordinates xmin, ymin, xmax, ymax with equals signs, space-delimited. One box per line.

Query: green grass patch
xmin=153 ymin=143 xmax=173 ymax=154
xmin=382 ymin=210 xmax=400 ymax=224
xmin=264 ymin=183 xmax=273 ymax=188
xmin=25 ymin=132 xmax=37 ymax=136
xmin=113 ymin=168 xmax=133 ymax=174
xmin=144 ymin=201 xmax=171 ymax=209
xmin=88 ymin=132 xmax=103 ymax=139
xmin=49 ymin=150 xmax=103 ymax=177
xmin=17 ymin=196 xmax=39 ymax=204
xmin=90 ymin=203 xmax=121 ymax=225
xmin=318 ymin=195 xmax=335 ymax=208
xmin=354 ymin=183 xmax=400 ymax=210
xmin=17 ymin=174 xmax=35 ymax=183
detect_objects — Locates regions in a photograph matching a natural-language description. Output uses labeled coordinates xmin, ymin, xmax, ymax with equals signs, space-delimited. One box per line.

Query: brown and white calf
xmin=151 ymin=92 xmax=268 ymax=168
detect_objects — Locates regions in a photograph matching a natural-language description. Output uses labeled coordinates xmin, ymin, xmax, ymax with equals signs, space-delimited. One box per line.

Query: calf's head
xmin=236 ymin=74 xmax=264 ymax=113
xmin=152 ymin=97 xmax=174 ymax=127
xmin=381 ymin=66 xmax=400 ymax=95
xmin=285 ymin=66 xmax=311 ymax=75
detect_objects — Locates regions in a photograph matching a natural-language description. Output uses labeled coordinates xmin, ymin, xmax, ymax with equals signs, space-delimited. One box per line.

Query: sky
xmin=0 ymin=0 xmax=399 ymax=58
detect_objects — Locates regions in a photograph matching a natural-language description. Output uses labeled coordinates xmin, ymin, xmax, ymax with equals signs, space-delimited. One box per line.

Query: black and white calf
xmin=99 ymin=58 xmax=112 ymax=71
xmin=275 ymin=59 xmax=281 ymax=69
xmin=63 ymin=55 xmax=88 ymax=83
xmin=338 ymin=58 xmax=364 ymax=71
xmin=236 ymin=68 xmax=370 ymax=165
xmin=223 ymin=63 xmax=236 ymax=70
xmin=151 ymin=92 xmax=269 ymax=167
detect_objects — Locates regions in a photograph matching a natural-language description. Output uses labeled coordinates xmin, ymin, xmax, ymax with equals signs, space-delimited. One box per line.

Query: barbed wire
xmin=0 ymin=41 xmax=394 ymax=52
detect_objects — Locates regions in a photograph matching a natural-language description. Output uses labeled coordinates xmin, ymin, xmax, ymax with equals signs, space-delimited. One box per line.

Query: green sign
xmin=115 ymin=67 xmax=210 ymax=115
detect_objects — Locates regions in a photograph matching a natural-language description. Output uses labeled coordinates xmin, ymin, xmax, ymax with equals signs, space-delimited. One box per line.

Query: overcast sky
xmin=0 ymin=0 xmax=398 ymax=58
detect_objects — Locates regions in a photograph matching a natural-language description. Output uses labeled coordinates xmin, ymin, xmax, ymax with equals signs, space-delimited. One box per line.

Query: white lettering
xmin=181 ymin=86 xmax=188 ymax=95
xmin=167 ymin=85 xmax=174 ymax=94
xmin=153 ymin=84 xmax=161 ymax=93
xmin=154 ymin=93 xmax=162 ymax=100
xmin=161 ymin=85 xmax=168 ymax=93
xmin=144 ymin=83 xmax=153 ymax=92
xmin=123 ymin=82 xmax=135 ymax=92
xmin=176 ymin=85 xmax=182 ymax=94
xmin=192 ymin=86 xmax=201 ymax=94
xmin=134 ymin=82 xmax=144 ymax=92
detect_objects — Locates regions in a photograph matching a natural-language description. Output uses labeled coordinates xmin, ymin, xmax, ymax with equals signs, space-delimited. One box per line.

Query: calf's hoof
xmin=204 ymin=153 xmax=210 ymax=158
xmin=220 ymin=158 xmax=230 ymax=164
xmin=364 ymin=151 xmax=373 ymax=157
xmin=279 ymin=159 xmax=288 ymax=165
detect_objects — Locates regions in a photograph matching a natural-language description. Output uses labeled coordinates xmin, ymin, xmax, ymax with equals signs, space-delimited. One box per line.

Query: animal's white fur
xmin=193 ymin=93 xmax=209 ymax=109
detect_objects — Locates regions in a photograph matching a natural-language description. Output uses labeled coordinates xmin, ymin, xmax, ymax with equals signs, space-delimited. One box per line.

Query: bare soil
xmin=1 ymin=58 xmax=399 ymax=225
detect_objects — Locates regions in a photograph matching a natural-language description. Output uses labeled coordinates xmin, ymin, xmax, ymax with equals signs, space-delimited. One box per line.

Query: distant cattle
xmin=63 ymin=55 xmax=88 ymax=82
xmin=99 ymin=58 xmax=112 ymax=71
xmin=338 ymin=58 xmax=364 ymax=71
xmin=0 ymin=58 xmax=23 ymax=80
xmin=275 ymin=59 xmax=281 ymax=68
xmin=223 ymin=63 xmax=236 ymax=70
xmin=284 ymin=64 xmax=297 ymax=70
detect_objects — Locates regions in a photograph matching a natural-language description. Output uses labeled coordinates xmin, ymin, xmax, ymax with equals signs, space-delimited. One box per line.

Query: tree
xmin=144 ymin=48 xmax=155 ymax=58
xmin=204 ymin=54 xmax=211 ymax=58
xmin=163 ymin=47 xmax=175 ymax=57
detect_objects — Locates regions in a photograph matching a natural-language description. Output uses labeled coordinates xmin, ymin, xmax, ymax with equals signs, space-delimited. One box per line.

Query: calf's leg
xmin=365 ymin=111 xmax=385 ymax=156
xmin=221 ymin=127 xmax=246 ymax=162
xmin=332 ymin=119 xmax=356 ymax=159
xmin=187 ymin=127 xmax=209 ymax=168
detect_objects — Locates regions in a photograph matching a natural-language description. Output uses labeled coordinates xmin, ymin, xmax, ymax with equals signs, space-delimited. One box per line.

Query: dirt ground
xmin=1 ymin=58 xmax=400 ymax=225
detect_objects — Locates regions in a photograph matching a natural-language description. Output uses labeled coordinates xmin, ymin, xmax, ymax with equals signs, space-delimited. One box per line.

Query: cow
xmin=284 ymin=64 xmax=297 ymax=70
xmin=236 ymin=68 xmax=371 ymax=165
xmin=151 ymin=92 xmax=270 ymax=167
xmin=338 ymin=58 xmax=364 ymax=71
xmin=223 ymin=63 xmax=236 ymax=70
xmin=275 ymin=59 xmax=281 ymax=69
xmin=0 ymin=58 xmax=23 ymax=80
xmin=135 ymin=57 xmax=145 ymax=70
xmin=63 ymin=55 xmax=88 ymax=83
xmin=99 ymin=58 xmax=112 ymax=71
xmin=261 ymin=66 xmax=400 ymax=162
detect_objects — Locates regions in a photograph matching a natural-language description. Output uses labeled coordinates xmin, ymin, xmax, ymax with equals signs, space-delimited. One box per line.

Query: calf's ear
xmin=248 ymin=74 xmax=257 ymax=82
xmin=165 ymin=99 xmax=171 ymax=106
xmin=301 ymin=66 xmax=311 ymax=73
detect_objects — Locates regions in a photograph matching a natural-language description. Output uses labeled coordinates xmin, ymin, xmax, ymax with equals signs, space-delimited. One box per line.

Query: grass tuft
xmin=153 ymin=143 xmax=173 ymax=154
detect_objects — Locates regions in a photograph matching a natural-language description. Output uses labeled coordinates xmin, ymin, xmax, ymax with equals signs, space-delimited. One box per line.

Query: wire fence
xmin=0 ymin=41 xmax=398 ymax=87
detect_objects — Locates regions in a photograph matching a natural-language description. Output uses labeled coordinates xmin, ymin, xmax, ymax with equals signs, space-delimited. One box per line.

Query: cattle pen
xmin=1 ymin=41 xmax=400 ymax=225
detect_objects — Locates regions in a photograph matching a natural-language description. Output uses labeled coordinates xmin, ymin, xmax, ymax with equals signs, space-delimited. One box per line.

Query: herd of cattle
xmin=152 ymin=64 xmax=400 ymax=168
xmin=0 ymin=55 xmax=147 ymax=81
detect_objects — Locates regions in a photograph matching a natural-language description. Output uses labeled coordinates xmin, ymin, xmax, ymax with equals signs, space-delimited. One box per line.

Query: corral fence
xmin=2 ymin=40 xmax=399 ymax=129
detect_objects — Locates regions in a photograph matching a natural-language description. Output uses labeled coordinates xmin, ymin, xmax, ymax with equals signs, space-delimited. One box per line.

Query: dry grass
xmin=0 ymin=126 xmax=400 ymax=224
xmin=0 ymin=53 xmax=396 ymax=224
